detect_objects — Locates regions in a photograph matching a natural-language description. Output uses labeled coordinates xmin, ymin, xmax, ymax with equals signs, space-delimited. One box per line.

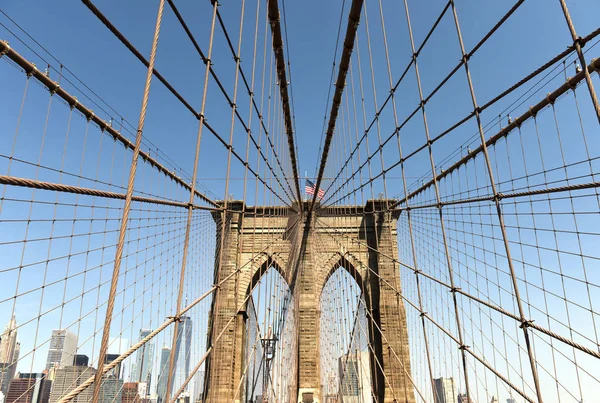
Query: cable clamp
xmin=450 ymin=286 xmax=460 ymax=293
xmin=167 ymin=315 xmax=182 ymax=323
xmin=461 ymin=53 xmax=470 ymax=63
xmin=27 ymin=64 xmax=38 ymax=78
xmin=566 ymin=75 xmax=578 ymax=89
xmin=204 ymin=57 xmax=211 ymax=66
xmin=494 ymin=193 xmax=504 ymax=201
xmin=420 ymin=311 xmax=427 ymax=318
xmin=520 ymin=319 xmax=534 ymax=329
xmin=49 ymin=84 xmax=60 ymax=96
xmin=459 ymin=344 xmax=470 ymax=351
xmin=0 ymin=42 xmax=10 ymax=57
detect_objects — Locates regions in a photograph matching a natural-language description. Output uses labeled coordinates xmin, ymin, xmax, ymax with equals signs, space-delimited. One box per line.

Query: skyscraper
xmin=338 ymin=350 xmax=371 ymax=403
xmin=0 ymin=316 xmax=20 ymax=396
xmin=173 ymin=317 xmax=192 ymax=393
xmin=433 ymin=377 xmax=455 ymax=403
xmin=134 ymin=329 xmax=155 ymax=395
xmin=5 ymin=373 xmax=51 ymax=403
xmin=105 ymin=354 xmax=122 ymax=379
xmin=73 ymin=355 xmax=88 ymax=367
xmin=98 ymin=375 xmax=123 ymax=403
xmin=458 ymin=393 xmax=470 ymax=403
xmin=156 ymin=347 xmax=171 ymax=403
xmin=49 ymin=366 xmax=96 ymax=403
xmin=506 ymin=399 xmax=516 ymax=403
xmin=122 ymin=382 xmax=147 ymax=403
xmin=45 ymin=330 xmax=78 ymax=371
xmin=191 ymin=369 xmax=204 ymax=403
xmin=338 ymin=353 xmax=359 ymax=401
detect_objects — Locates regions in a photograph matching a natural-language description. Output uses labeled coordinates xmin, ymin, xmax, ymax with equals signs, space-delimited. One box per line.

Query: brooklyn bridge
xmin=0 ymin=0 xmax=599 ymax=402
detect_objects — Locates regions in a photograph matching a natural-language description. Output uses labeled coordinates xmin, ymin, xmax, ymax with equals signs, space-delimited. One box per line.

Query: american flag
xmin=305 ymin=179 xmax=325 ymax=199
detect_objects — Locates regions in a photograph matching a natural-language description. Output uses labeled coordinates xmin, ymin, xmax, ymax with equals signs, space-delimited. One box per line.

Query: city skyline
xmin=0 ymin=315 xmax=195 ymax=403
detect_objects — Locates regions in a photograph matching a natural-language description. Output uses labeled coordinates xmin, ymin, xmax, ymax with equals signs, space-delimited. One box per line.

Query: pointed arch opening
xmin=320 ymin=256 xmax=374 ymax=402
xmin=242 ymin=256 xmax=296 ymax=403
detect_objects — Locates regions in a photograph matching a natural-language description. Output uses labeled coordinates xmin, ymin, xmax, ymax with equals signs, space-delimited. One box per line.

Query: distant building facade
xmin=134 ymin=330 xmax=154 ymax=396
xmin=49 ymin=366 xmax=96 ymax=403
xmin=338 ymin=350 xmax=370 ymax=403
xmin=5 ymin=373 xmax=51 ymax=403
xmin=0 ymin=316 xmax=20 ymax=396
xmin=104 ymin=354 xmax=122 ymax=379
xmin=98 ymin=375 xmax=122 ymax=403
xmin=433 ymin=377 xmax=455 ymax=403
xmin=156 ymin=347 xmax=171 ymax=403
xmin=72 ymin=356 xmax=88 ymax=367
xmin=45 ymin=331 xmax=77 ymax=371
xmin=458 ymin=393 xmax=470 ymax=403
xmin=173 ymin=318 xmax=192 ymax=393
xmin=122 ymin=382 xmax=148 ymax=403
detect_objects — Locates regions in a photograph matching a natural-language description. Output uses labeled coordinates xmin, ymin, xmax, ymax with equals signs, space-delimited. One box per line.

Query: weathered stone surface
xmin=204 ymin=201 xmax=415 ymax=403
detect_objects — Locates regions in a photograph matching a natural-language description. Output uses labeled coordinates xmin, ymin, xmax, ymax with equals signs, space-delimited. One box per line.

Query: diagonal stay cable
xmin=166 ymin=0 xmax=297 ymax=205
xmin=78 ymin=0 xmax=292 ymax=207
xmin=310 ymin=0 xmax=364 ymax=216
xmin=266 ymin=0 xmax=302 ymax=207
xmin=322 ymin=7 xmax=600 ymax=205
xmin=0 ymin=39 xmax=218 ymax=207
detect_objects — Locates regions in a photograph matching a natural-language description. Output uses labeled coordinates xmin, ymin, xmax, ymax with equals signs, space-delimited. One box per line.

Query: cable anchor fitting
xmin=520 ymin=319 xmax=534 ymax=329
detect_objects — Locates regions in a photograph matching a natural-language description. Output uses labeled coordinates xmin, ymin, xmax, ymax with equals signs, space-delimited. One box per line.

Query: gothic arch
xmin=245 ymin=253 xmax=288 ymax=298
xmin=319 ymin=252 xmax=369 ymax=301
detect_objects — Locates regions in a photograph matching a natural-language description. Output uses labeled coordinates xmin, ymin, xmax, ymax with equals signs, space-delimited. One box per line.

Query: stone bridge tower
xmin=204 ymin=200 xmax=415 ymax=403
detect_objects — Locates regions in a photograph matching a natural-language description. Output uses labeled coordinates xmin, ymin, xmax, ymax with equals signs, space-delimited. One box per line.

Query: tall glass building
xmin=134 ymin=329 xmax=155 ymax=394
